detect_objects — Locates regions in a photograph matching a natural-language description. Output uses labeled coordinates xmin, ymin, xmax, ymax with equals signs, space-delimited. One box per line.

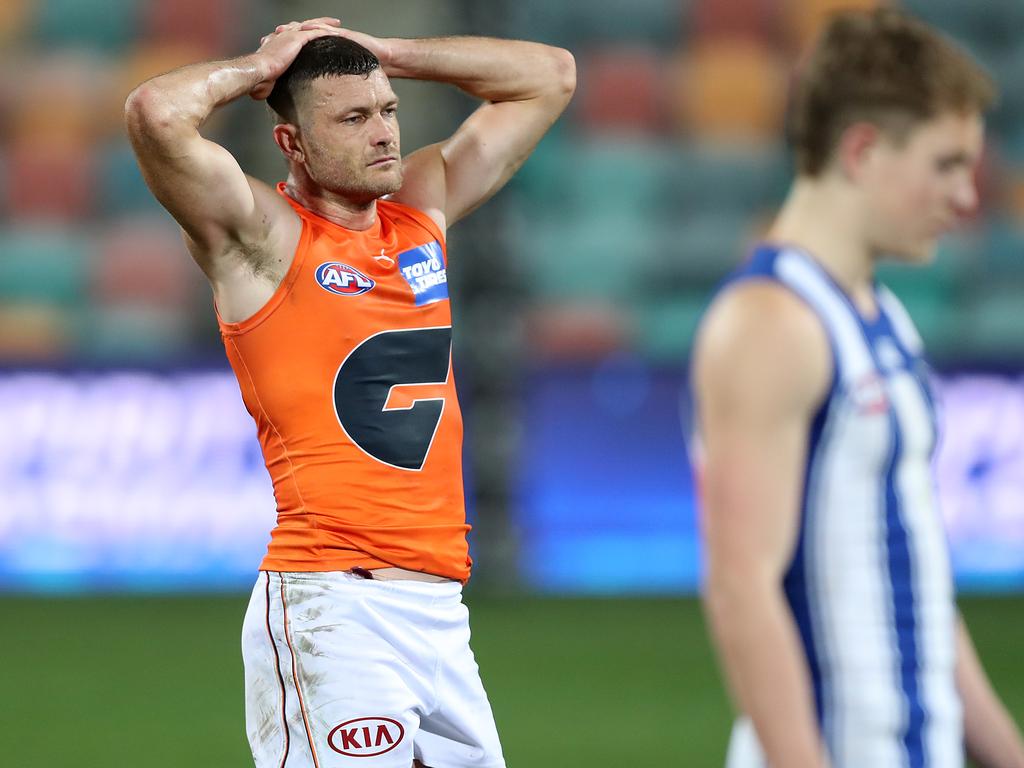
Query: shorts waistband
xmin=349 ymin=566 xmax=455 ymax=583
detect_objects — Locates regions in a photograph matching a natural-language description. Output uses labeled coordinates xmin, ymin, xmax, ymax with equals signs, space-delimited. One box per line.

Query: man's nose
xmin=370 ymin=114 xmax=395 ymax=146
xmin=952 ymin=170 xmax=979 ymax=217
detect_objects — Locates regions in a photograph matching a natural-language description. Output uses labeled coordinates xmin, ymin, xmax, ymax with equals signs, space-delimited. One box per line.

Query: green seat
xmin=641 ymin=212 xmax=751 ymax=293
xmin=664 ymin=143 xmax=789 ymax=216
xmin=634 ymin=292 xmax=712 ymax=362
xmin=960 ymin=284 xmax=1024 ymax=362
xmin=981 ymin=219 xmax=1024 ymax=279
xmin=902 ymin=0 xmax=1024 ymax=53
xmin=526 ymin=138 xmax=675 ymax=219
xmin=517 ymin=214 xmax=660 ymax=302
xmin=877 ymin=238 xmax=964 ymax=297
xmin=74 ymin=305 xmax=191 ymax=363
xmin=507 ymin=0 xmax=684 ymax=49
xmin=99 ymin=141 xmax=166 ymax=216
xmin=509 ymin=133 xmax=575 ymax=213
xmin=0 ymin=228 xmax=91 ymax=306
xmin=31 ymin=0 xmax=140 ymax=51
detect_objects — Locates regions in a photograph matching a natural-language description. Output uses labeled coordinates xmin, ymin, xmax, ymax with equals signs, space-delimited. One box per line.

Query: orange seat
xmin=785 ymin=0 xmax=880 ymax=50
xmin=113 ymin=42 xmax=213 ymax=109
xmin=669 ymin=39 xmax=788 ymax=144
xmin=1007 ymin=169 xmax=1024 ymax=225
xmin=0 ymin=0 xmax=30 ymax=45
xmin=0 ymin=304 xmax=71 ymax=362
xmin=8 ymin=52 xmax=111 ymax=148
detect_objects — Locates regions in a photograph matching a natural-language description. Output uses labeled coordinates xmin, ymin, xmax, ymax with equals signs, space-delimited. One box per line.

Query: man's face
xmin=862 ymin=111 xmax=984 ymax=263
xmin=291 ymin=69 xmax=403 ymax=202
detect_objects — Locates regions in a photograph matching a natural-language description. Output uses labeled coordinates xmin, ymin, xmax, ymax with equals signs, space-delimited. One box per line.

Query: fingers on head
xmin=300 ymin=21 xmax=344 ymax=34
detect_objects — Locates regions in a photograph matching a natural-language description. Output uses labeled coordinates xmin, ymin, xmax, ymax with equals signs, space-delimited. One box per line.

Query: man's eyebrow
xmin=936 ymin=150 xmax=974 ymax=167
xmin=334 ymin=98 xmax=400 ymax=117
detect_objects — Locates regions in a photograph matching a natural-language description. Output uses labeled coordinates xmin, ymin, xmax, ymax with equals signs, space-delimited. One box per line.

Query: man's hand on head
xmin=321 ymin=27 xmax=396 ymax=72
xmin=249 ymin=17 xmax=348 ymax=100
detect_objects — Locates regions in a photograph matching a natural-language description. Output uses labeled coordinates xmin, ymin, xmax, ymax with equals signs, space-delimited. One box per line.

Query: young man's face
xmin=291 ymin=69 xmax=403 ymax=202
xmin=863 ymin=111 xmax=984 ymax=263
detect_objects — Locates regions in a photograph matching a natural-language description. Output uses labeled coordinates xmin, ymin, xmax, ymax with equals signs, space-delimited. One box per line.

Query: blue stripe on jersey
xmin=783 ymin=376 xmax=840 ymax=749
xmin=783 ymin=403 xmax=829 ymax=729
xmin=883 ymin=404 xmax=926 ymax=767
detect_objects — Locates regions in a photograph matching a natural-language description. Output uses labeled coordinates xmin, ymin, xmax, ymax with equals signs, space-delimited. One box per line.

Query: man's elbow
xmin=703 ymin=562 xmax=777 ymax=629
xmin=703 ymin=568 xmax=745 ymax=621
xmin=123 ymin=84 xmax=179 ymax=142
xmin=547 ymin=47 xmax=577 ymax=101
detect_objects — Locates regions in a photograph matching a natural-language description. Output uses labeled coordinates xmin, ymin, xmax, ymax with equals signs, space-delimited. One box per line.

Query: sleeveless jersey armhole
xmin=728 ymin=271 xmax=841 ymax=410
xmin=218 ymin=216 xmax=313 ymax=337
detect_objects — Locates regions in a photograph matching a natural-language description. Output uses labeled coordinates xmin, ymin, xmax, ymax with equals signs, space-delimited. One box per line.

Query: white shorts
xmin=242 ymin=571 xmax=506 ymax=768
xmin=725 ymin=718 xmax=766 ymax=768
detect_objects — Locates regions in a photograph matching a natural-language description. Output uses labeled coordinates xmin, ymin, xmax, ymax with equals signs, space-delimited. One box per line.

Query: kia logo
xmin=328 ymin=717 xmax=405 ymax=757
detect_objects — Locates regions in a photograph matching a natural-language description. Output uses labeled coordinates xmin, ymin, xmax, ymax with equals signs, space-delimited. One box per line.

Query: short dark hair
xmin=267 ymin=36 xmax=380 ymax=124
xmin=789 ymin=7 xmax=996 ymax=176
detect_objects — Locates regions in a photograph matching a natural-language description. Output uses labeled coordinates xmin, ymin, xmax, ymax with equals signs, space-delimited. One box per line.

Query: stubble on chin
xmin=320 ymin=166 xmax=404 ymax=203
xmin=366 ymin=166 xmax=404 ymax=198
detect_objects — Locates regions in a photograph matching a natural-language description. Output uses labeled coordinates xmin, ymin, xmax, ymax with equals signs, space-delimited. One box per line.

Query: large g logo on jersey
xmin=333 ymin=327 xmax=452 ymax=470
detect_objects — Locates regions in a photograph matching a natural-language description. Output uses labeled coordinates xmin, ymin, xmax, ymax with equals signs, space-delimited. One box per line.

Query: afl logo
xmin=328 ymin=717 xmax=405 ymax=757
xmin=315 ymin=262 xmax=375 ymax=296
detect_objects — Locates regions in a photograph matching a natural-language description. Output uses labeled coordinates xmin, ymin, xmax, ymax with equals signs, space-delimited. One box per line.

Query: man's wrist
xmin=232 ymin=53 xmax=270 ymax=86
xmin=379 ymin=37 xmax=418 ymax=77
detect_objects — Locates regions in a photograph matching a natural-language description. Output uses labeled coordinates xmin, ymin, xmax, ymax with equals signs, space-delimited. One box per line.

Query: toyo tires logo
xmin=328 ymin=717 xmax=405 ymax=757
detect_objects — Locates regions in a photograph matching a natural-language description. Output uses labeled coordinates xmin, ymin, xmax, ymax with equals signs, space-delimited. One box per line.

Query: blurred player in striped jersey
xmin=692 ymin=8 xmax=1024 ymax=768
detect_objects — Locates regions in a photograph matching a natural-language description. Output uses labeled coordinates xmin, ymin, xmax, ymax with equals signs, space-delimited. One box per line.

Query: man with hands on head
xmin=125 ymin=17 xmax=574 ymax=768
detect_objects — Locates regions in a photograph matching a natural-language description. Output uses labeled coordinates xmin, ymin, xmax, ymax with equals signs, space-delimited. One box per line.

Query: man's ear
xmin=836 ymin=121 xmax=883 ymax=182
xmin=273 ymin=122 xmax=305 ymax=163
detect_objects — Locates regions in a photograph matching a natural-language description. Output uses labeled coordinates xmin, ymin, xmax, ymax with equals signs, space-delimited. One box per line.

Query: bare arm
xmin=957 ymin=614 xmax=1024 ymax=768
xmin=123 ymin=19 xmax=346 ymax=276
xmin=694 ymin=282 xmax=833 ymax=768
xmin=339 ymin=31 xmax=576 ymax=230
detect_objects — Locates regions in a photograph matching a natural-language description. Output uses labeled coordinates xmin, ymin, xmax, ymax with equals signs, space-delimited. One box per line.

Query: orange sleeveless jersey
xmin=218 ymin=185 xmax=471 ymax=581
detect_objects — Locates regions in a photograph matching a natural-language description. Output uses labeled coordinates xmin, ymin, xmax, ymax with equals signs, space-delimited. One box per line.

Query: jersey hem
xmin=259 ymin=556 xmax=471 ymax=584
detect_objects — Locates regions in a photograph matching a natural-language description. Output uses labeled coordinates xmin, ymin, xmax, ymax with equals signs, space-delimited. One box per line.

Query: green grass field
xmin=2 ymin=595 xmax=1021 ymax=767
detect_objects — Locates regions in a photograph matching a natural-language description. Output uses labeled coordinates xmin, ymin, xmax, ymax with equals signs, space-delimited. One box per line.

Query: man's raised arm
xmin=123 ymin=18 xmax=346 ymax=272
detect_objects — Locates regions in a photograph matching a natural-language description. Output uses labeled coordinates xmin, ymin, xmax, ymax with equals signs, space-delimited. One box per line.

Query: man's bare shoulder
xmin=694 ymin=279 xmax=833 ymax=413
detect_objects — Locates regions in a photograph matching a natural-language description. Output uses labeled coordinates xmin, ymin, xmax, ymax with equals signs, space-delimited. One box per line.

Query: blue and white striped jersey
xmin=722 ymin=244 xmax=962 ymax=768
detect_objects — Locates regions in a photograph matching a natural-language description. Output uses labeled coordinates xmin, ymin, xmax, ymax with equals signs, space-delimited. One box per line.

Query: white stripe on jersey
xmin=777 ymin=250 xmax=907 ymax=765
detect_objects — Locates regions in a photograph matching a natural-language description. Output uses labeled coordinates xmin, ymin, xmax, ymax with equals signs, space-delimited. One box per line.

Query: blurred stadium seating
xmin=2 ymin=0 xmax=1021 ymax=366
xmin=507 ymin=0 xmax=1024 ymax=367
xmin=0 ymin=0 xmax=238 ymax=364
xmin=1 ymin=0 xmax=1023 ymax=593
